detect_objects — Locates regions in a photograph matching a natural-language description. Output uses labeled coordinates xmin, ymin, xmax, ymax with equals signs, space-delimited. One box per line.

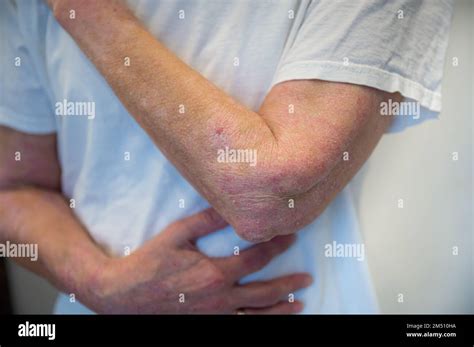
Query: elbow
xmin=230 ymin=201 xmax=292 ymax=243
xmin=232 ymin=206 xmax=302 ymax=243
xmin=218 ymin=153 xmax=328 ymax=243
xmin=229 ymin=193 xmax=318 ymax=243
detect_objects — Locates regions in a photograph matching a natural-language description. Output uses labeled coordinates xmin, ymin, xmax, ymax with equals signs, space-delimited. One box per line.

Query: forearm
xmin=50 ymin=2 xmax=292 ymax=233
xmin=55 ymin=3 xmax=275 ymax=170
xmin=0 ymin=186 xmax=108 ymax=301
xmin=50 ymin=1 xmax=398 ymax=241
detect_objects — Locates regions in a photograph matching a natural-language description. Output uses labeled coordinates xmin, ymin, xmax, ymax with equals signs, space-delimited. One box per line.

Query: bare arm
xmin=49 ymin=0 xmax=401 ymax=241
xmin=0 ymin=126 xmax=311 ymax=313
xmin=0 ymin=126 xmax=107 ymax=298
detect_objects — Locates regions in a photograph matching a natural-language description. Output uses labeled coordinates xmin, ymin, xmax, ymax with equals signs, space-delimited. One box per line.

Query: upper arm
xmin=232 ymin=80 xmax=401 ymax=241
xmin=0 ymin=126 xmax=61 ymax=191
xmin=258 ymin=79 xmax=401 ymax=194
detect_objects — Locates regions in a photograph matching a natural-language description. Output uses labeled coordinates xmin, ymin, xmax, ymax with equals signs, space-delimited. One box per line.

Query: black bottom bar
xmin=0 ymin=314 xmax=473 ymax=345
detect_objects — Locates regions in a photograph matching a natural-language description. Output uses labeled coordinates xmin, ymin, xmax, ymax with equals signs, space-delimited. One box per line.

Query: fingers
xmin=170 ymin=208 xmax=228 ymax=243
xmin=215 ymin=234 xmax=296 ymax=280
xmin=233 ymin=273 xmax=312 ymax=308
xmin=241 ymin=300 xmax=304 ymax=315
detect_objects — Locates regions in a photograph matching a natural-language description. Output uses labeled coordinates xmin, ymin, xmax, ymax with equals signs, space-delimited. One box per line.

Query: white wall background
xmin=6 ymin=0 xmax=473 ymax=314
xmin=354 ymin=0 xmax=473 ymax=313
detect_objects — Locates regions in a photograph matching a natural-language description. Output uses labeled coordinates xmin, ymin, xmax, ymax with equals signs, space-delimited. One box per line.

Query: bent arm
xmin=50 ymin=1 xmax=401 ymax=241
xmin=0 ymin=126 xmax=107 ymax=304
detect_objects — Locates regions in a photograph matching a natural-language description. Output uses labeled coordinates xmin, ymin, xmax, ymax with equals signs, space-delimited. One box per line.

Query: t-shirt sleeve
xmin=271 ymin=0 xmax=454 ymax=132
xmin=0 ymin=0 xmax=56 ymax=134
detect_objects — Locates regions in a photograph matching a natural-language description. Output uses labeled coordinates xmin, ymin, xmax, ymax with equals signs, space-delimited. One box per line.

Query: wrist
xmin=56 ymin=245 xmax=111 ymax=308
xmin=76 ymin=255 xmax=131 ymax=313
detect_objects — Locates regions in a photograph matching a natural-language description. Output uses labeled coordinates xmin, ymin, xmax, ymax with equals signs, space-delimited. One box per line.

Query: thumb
xmin=171 ymin=208 xmax=228 ymax=243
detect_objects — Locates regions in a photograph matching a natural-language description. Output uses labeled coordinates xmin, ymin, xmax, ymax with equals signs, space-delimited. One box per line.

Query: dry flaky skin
xmin=85 ymin=210 xmax=312 ymax=314
xmin=0 ymin=0 xmax=402 ymax=314
xmin=0 ymin=127 xmax=312 ymax=314
xmin=50 ymin=0 xmax=401 ymax=242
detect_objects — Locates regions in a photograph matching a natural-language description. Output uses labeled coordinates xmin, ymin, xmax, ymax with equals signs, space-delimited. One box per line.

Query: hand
xmin=83 ymin=208 xmax=312 ymax=314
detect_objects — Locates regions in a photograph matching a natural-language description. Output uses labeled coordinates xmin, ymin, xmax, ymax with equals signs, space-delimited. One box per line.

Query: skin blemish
xmin=215 ymin=127 xmax=224 ymax=136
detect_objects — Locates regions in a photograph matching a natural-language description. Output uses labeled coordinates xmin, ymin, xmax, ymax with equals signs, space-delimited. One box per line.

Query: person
xmin=0 ymin=0 xmax=452 ymax=314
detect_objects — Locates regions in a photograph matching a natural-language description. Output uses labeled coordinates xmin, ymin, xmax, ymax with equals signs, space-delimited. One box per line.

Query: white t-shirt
xmin=0 ymin=0 xmax=452 ymax=314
